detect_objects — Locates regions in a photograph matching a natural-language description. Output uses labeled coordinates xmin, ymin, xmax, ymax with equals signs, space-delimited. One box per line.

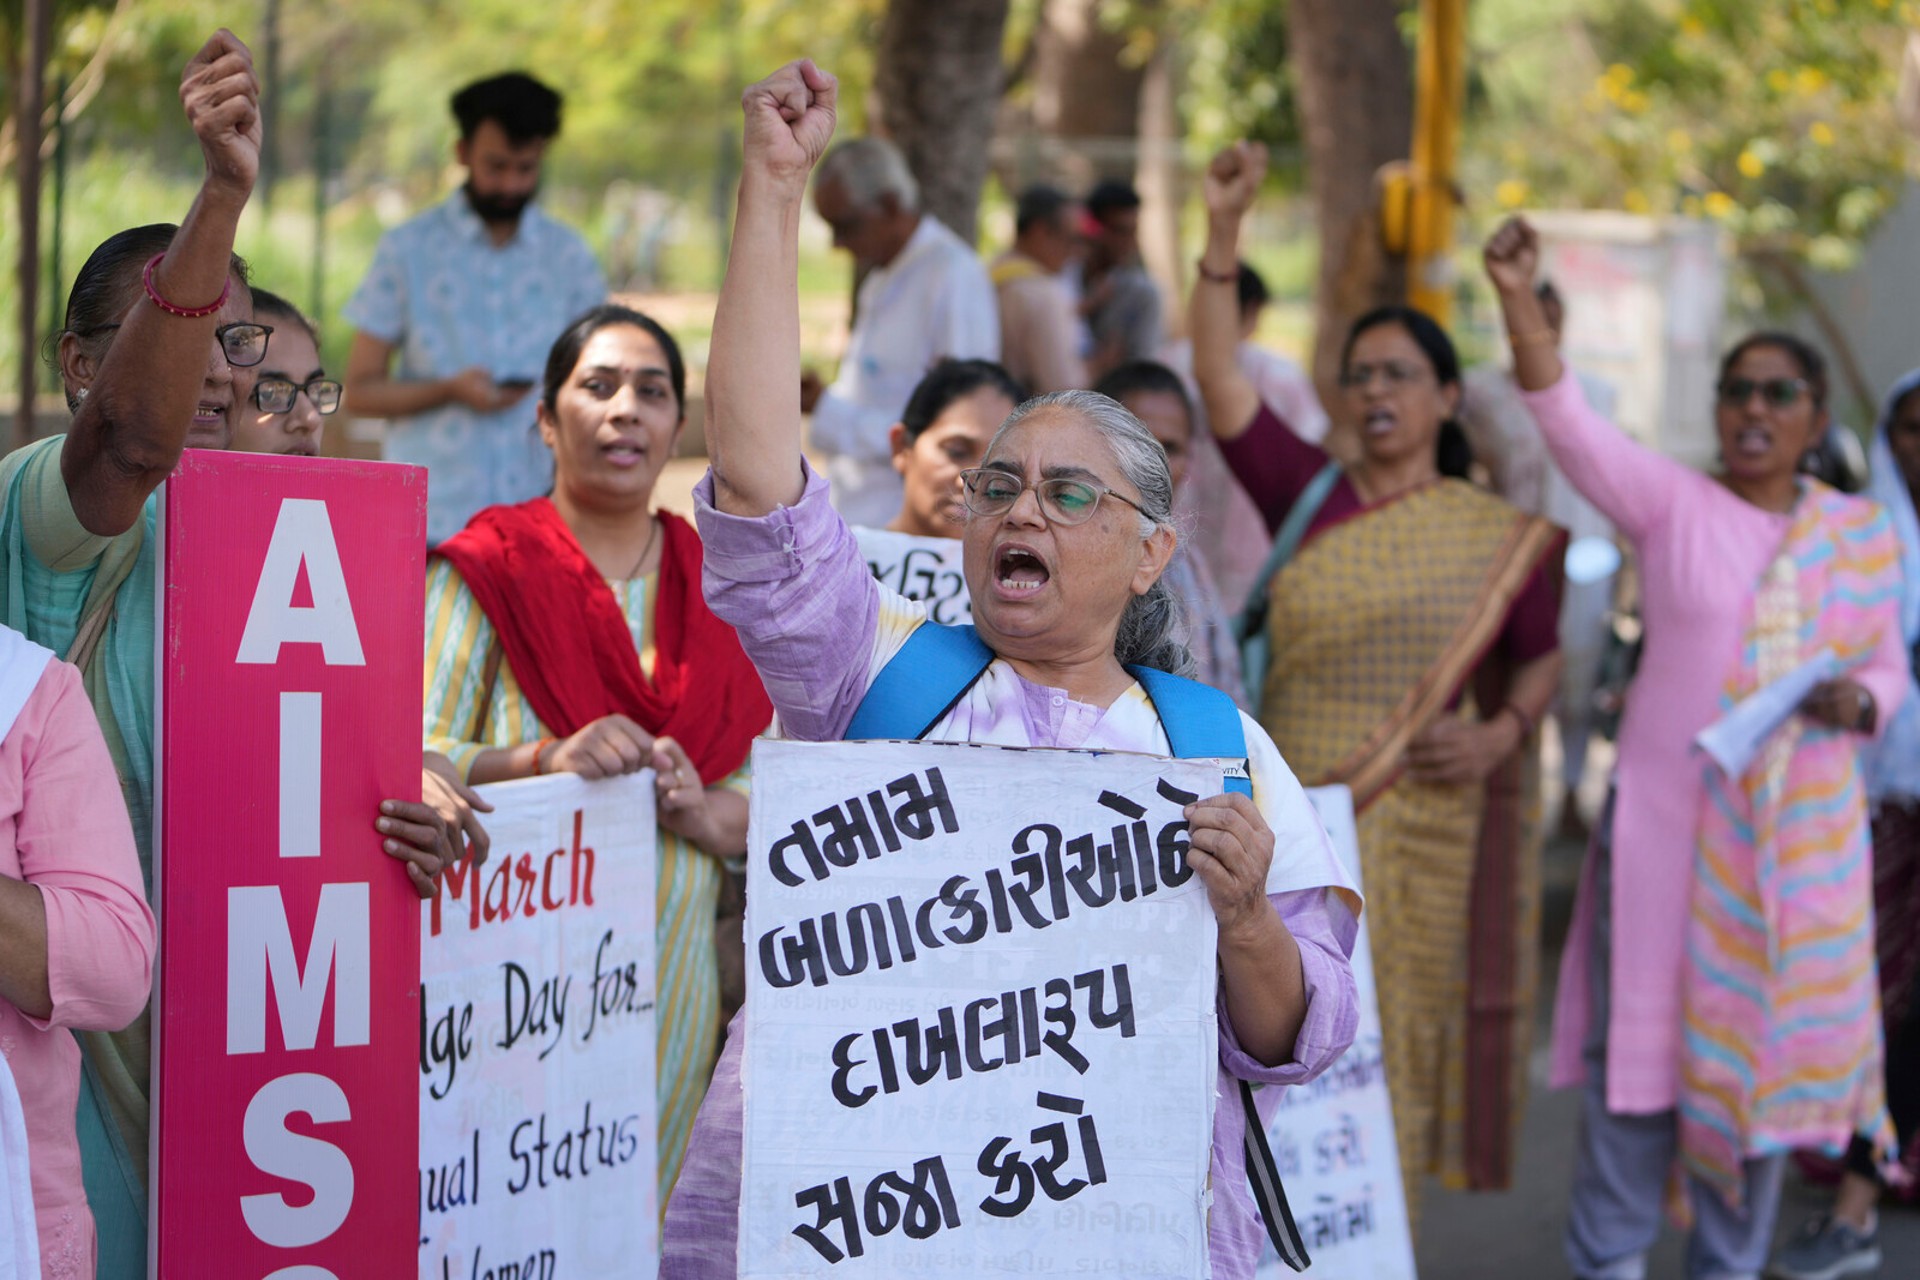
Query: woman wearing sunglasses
xmin=1483 ymin=217 xmax=1908 ymax=1280
xmin=0 ymin=33 xmax=478 ymax=1277
xmin=662 ymin=61 xmax=1359 ymax=1280
xmin=1191 ymin=141 xmax=1566 ymax=1228
xmin=231 ymin=288 xmax=339 ymax=457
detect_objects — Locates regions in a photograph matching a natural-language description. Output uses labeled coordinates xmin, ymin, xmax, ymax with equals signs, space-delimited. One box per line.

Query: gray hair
xmin=816 ymin=137 xmax=920 ymax=213
xmin=990 ymin=390 xmax=1194 ymax=677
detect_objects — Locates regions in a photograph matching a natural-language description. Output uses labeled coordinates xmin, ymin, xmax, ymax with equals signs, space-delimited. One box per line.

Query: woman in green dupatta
xmin=1190 ymin=142 xmax=1566 ymax=1229
xmin=0 ymin=32 xmax=485 ymax=1276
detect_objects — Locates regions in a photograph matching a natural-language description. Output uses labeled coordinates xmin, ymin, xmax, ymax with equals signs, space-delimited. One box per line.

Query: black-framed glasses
xmin=1717 ymin=377 xmax=1809 ymax=409
xmin=75 ymin=321 xmax=273 ymax=368
xmin=957 ymin=467 xmax=1151 ymax=526
xmin=1338 ymin=360 xmax=1429 ymax=391
xmin=253 ymin=376 xmax=342 ymax=415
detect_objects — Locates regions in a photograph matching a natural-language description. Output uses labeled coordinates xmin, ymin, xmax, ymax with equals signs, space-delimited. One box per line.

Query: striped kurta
xmin=1682 ymin=483 xmax=1903 ymax=1208
xmin=423 ymin=558 xmax=746 ymax=1208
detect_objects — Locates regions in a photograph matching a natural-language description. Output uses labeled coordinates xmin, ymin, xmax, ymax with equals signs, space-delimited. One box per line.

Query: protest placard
xmin=852 ymin=527 xmax=971 ymax=623
xmin=1256 ymin=786 xmax=1416 ymax=1279
xmin=152 ymin=452 xmax=425 ymax=1277
xmin=740 ymin=738 xmax=1222 ymax=1278
xmin=419 ymin=771 xmax=658 ymax=1280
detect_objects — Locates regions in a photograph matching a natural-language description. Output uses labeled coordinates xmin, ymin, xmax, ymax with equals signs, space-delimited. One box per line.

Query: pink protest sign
xmin=152 ymin=451 xmax=427 ymax=1278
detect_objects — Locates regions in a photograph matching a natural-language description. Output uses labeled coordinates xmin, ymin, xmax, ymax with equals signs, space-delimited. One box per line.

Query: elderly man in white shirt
xmin=801 ymin=137 xmax=998 ymax=526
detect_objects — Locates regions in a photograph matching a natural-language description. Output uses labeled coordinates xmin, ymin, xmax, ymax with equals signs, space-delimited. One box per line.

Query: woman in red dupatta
xmin=423 ymin=304 xmax=771 ymax=1206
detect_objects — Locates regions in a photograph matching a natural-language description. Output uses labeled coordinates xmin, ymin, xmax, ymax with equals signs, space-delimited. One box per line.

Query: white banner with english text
xmin=741 ymin=739 xmax=1220 ymax=1278
xmin=418 ymin=772 xmax=658 ymax=1280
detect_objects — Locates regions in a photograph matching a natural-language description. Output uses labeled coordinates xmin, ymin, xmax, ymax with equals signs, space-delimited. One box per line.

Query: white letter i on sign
xmin=280 ymin=692 xmax=321 ymax=859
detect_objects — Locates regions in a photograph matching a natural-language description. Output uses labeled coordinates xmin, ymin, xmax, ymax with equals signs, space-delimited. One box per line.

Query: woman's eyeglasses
xmin=1338 ymin=361 xmax=1428 ymax=391
xmin=78 ymin=321 xmax=273 ymax=369
xmin=1717 ymin=377 xmax=1810 ymax=409
xmin=253 ymin=377 xmax=343 ymax=415
xmin=957 ymin=468 xmax=1149 ymax=526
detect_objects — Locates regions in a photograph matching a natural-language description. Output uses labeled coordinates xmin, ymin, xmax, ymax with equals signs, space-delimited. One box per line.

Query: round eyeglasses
xmin=253 ymin=376 xmax=343 ymax=415
xmin=76 ymin=321 xmax=273 ymax=369
xmin=957 ymin=468 xmax=1150 ymax=526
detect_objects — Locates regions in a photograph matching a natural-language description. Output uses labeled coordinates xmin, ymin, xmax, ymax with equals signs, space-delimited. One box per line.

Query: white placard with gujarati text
xmin=418 ymin=772 xmax=658 ymax=1280
xmin=742 ymin=739 xmax=1221 ymax=1278
xmin=1255 ymin=785 xmax=1416 ymax=1279
xmin=853 ymin=526 xmax=972 ymax=624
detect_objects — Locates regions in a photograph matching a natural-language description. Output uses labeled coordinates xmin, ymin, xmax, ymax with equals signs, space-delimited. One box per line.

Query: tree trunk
xmin=1288 ymin=0 xmax=1414 ymax=404
xmin=1028 ymin=0 xmax=1142 ymax=149
xmin=872 ymin=0 xmax=1013 ymax=245
xmin=1136 ymin=33 xmax=1185 ymax=337
xmin=15 ymin=0 xmax=52 ymax=450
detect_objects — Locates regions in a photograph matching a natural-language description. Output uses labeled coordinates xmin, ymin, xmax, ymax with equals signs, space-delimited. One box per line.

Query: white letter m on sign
xmin=226 ymin=884 xmax=371 ymax=1054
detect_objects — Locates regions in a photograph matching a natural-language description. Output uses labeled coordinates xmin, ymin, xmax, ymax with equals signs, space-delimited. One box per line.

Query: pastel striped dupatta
xmin=1682 ymin=479 xmax=1903 ymax=1209
xmin=1258 ymin=478 xmax=1563 ymax=1207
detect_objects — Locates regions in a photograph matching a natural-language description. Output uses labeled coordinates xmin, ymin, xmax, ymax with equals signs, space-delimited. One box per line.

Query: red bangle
xmin=141 ymin=253 xmax=230 ymax=319
xmin=532 ymin=738 xmax=556 ymax=776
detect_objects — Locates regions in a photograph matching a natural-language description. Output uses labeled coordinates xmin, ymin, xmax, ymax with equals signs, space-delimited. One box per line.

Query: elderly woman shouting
xmin=660 ymin=60 xmax=1360 ymax=1280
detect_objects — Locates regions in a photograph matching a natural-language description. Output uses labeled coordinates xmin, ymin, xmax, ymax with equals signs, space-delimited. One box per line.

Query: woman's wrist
xmin=1216 ymin=894 xmax=1284 ymax=953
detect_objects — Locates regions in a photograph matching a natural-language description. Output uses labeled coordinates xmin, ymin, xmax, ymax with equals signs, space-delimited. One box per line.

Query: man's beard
xmin=464 ymin=182 xmax=534 ymax=225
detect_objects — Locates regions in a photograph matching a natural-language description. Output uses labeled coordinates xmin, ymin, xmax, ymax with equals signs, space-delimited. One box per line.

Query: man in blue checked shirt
xmin=344 ymin=71 xmax=605 ymax=545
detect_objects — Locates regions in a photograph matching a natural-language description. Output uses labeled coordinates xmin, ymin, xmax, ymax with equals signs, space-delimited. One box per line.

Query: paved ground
xmin=1417 ymin=829 xmax=1920 ymax=1280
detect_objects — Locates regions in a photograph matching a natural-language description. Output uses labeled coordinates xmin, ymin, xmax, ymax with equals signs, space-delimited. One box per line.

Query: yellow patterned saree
xmin=1259 ymin=478 xmax=1562 ymax=1221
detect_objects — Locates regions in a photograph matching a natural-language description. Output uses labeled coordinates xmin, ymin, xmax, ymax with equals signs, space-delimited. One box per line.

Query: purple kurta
xmin=662 ymin=463 xmax=1360 ymax=1279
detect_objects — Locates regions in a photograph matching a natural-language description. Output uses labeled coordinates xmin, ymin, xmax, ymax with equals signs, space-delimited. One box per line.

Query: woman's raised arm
xmin=706 ymin=60 xmax=839 ymax=517
xmin=1189 ymin=142 xmax=1266 ymax=444
xmin=62 ymin=30 xmax=259 ymax=536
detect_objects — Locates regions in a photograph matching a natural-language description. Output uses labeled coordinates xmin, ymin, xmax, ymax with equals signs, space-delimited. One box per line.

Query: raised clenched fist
xmin=1482 ymin=216 xmax=1543 ymax=297
xmin=1203 ymin=141 xmax=1269 ymax=221
xmin=180 ymin=29 xmax=261 ymax=199
xmin=740 ymin=59 xmax=839 ymax=188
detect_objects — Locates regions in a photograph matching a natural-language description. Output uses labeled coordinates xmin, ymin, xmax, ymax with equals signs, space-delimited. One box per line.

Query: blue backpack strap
xmin=1129 ymin=665 xmax=1254 ymax=797
xmin=846 ymin=622 xmax=995 ymax=741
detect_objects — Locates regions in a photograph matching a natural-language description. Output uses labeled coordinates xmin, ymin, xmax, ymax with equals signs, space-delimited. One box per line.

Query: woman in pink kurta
xmin=1486 ymin=221 xmax=1908 ymax=1280
xmin=0 ymin=623 xmax=156 ymax=1275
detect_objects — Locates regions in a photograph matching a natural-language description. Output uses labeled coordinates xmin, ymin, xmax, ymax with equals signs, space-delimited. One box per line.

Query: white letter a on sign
xmin=236 ymin=499 xmax=365 ymax=666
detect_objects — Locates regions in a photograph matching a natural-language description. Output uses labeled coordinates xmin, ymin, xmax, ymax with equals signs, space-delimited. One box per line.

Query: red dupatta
xmin=434 ymin=498 xmax=770 ymax=785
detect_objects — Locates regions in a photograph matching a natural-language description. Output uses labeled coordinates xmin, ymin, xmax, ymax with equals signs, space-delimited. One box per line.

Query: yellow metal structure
xmin=1400 ymin=0 xmax=1470 ymax=326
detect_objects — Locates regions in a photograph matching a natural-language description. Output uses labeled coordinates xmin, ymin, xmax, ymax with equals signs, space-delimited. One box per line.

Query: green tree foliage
xmin=1468 ymin=0 xmax=1916 ymax=271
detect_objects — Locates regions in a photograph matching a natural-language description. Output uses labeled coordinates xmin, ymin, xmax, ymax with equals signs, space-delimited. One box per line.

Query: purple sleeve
xmin=694 ymin=461 xmax=882 ymax=743
xmin=1218 ymin=886 xmax=1359 ymax=1085
xmin=1498 ymin=554 xmax=1564 ymax=665
xmin=1217 ymin=401 xmax=1336 ymax=535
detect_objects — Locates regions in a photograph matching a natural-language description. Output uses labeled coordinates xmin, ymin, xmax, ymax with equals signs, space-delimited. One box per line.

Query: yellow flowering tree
xmin=1471 ymin=0 xmax=1914 ymax=275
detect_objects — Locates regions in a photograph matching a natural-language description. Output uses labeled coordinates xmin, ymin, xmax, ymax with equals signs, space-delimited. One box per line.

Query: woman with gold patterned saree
xmin=1192 ymin=144 xmax=1565 ymax=1229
